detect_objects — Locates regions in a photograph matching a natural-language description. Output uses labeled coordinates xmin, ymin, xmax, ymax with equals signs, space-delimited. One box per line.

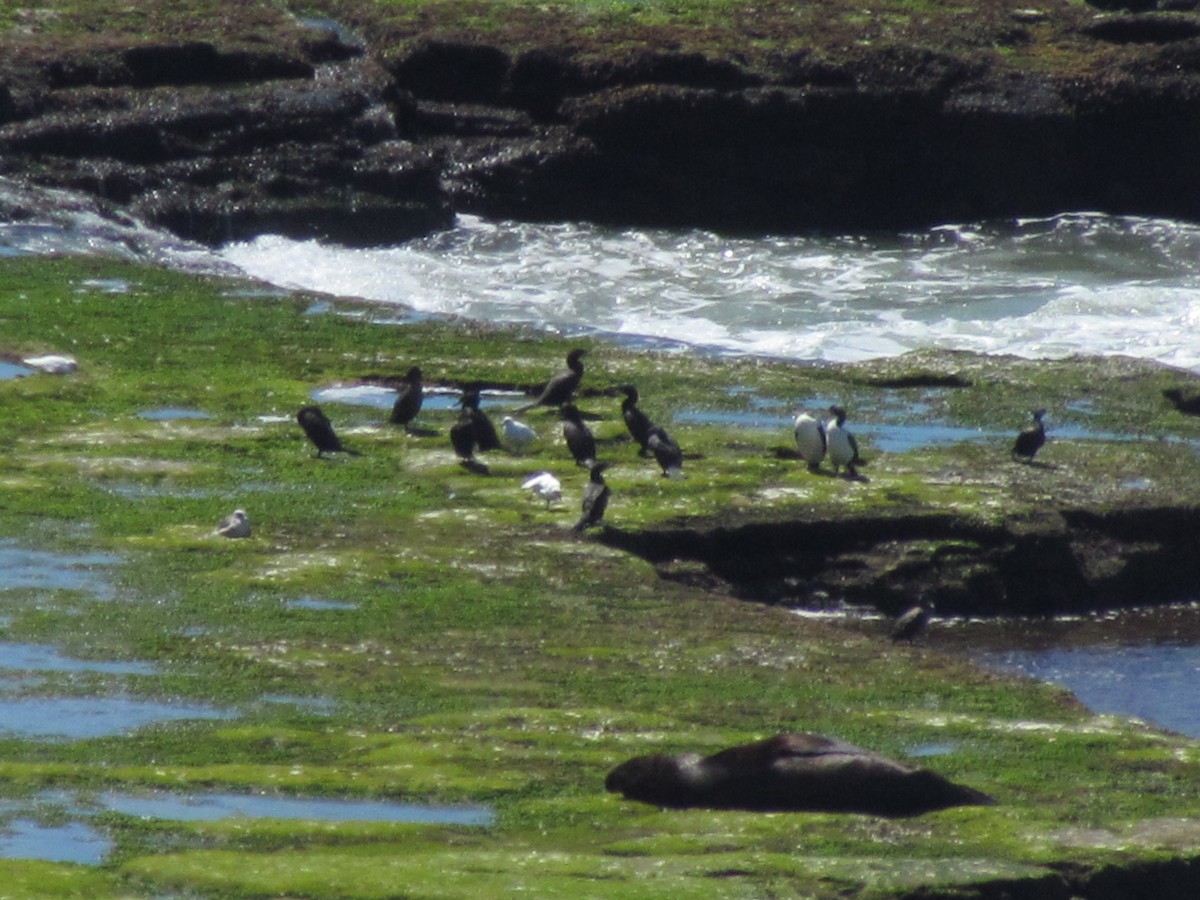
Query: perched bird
xmin=620 ymin=385 xmax=654 ymax=454
xmin=889 ymin=604 xmax=929 ymax=642
xmin=574 ymin=461 xmax=611 ymax=532
xmin=519 ymin=348 xmax=587 ymax=412
xmin=646 ymin=425 xmax=684 ymax=478
xmin=215 ymin=508 xmax=251 ymax=539
xmin=449 ymin=408 xmax=478 ymax=461
xmin=793 ymin=412 xmax=827 ymax=472
xmin=826 ymin=405 xmax=862 ymax=477
xmin=502 ymin=416 xmax=537 ymax=452
xmin=561 ymin=403 xmax=597 ymax=467
xmin=297 ymin=405 xmax=360 ymax=458
xmin=1012 ymin=408 xmax=1046 ymax=462
xmin=388 ymin=366 xmax=423 ymax=428
xmin=522 ymin=471 xmax=563 ymax=508
xmin=460 ymin=388 xmax=501 ymax=452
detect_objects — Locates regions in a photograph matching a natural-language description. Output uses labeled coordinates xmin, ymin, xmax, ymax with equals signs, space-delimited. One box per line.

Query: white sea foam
xmin=218 ymin=212 xmax=1200 ymax=370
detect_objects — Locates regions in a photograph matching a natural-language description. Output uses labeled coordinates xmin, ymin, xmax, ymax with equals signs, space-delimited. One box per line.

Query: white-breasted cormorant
xmin=1012 ymin=408 xmax=1046 ymax=462
xmin=388 ymin=366 xmax=423 ymax=428
xmin=561 ymin=403 xmax=597 ymax=467
xmin=826 ymin=405 xmax=861 ymax=477
xmin=519 ymin=348 xmax=586 ymax=412
xmin=297 ymin=405 xmax=360 ymax=458
xmin=620 ymin=385 xmax=654 ymax=455
xmin=215 ymin=508 xmax=251 ymax=538
xmin=573 ymin=461 xmax=610 ymax=532
xmin=522 ymin=471 xmax=562 ymax=507
xmin=793 ymin=412 xmax=827 ymax=472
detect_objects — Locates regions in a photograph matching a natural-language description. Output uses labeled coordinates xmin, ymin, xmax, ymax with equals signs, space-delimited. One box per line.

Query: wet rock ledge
xmin=2 ymin=2 xmax=1200 ymax=243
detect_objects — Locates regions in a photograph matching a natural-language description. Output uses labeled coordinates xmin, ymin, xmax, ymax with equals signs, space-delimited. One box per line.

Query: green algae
xmin=3 ymin=255 xmax=1200 ymax=896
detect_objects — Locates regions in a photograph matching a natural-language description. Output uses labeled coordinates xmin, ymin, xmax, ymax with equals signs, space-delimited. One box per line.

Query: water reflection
xmin=0 ymin=696 xmax=233 ymax=739
xmin=99 ymin=790 xmax=493 ymax=826
xmin=0 ymin=819 xmax=111 ymax=865
xmin=0 ymin=540 xmax=119 ymax=597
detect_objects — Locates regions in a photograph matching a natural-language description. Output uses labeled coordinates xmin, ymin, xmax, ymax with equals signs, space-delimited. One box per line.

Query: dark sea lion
xmin=605 ymin=733 xmax=994 ymax=816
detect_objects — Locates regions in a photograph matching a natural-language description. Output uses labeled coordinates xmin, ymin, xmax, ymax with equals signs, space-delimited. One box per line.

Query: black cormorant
xmin=619 ymin=384 xmax=655 ymax=455
xmin=573 ymin=461 xmax=610 ymax=532
xmin=297 ymin=405 xmax=359 ymax=458
xmin=561 ymin=403 xmax=597 ymax=467
xmin=460 ymin=387 xmax=501 ymax=452
xmin=519 ymin=348 xmax=586 ymax=411
xmin=1012 ymin=408 xmax=1046 ymax=462
xmin=388 ymin=366 xmax=423 ymax=428
xmin=646 ymin=425 xmax=684 ymax=477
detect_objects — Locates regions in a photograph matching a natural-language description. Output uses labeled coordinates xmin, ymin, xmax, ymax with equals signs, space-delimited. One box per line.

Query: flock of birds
xmin=217 ymin=348 xmax=1050 ymax=553
xmin=286 ymin=348 xmax=685 ymax=534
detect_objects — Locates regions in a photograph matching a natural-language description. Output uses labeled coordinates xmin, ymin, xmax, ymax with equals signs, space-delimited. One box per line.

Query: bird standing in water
xmin=519 ymin=348 xmax=587 ymax=412
xmin=388 ymin=366 xmax=423 ymax=429
xmin=574 ymin=462 xmax=611 ymax=532
xmin=793 ymin=412 xmax=827 ymax=473
xmin=826 ymin=405 xmax=861 ymax=477
xmin=297 ymin=405 xmax=360 ymax=458
xmin=620 ymin=385 xmax=654 ymax=455
xmin=561 ymin=403 xmax=597 ymax=467
xmin=1012 ymin=408 xmax=1046 ymax=462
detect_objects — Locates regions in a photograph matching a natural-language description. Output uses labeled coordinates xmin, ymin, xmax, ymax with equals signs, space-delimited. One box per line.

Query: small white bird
xmin=503 ymin=416 xmax=537 ymax=452
xmin=793 ymin=412 xmax=827 ymax=472
xmin=22 ymin=354 xmax=77 ymax=374
xmin=521 ymin=471 xmax=562 ymax=508
xmin=215 ymin=508 xmax=251 ymax=538
xmin=826 ymin=405 xmax=862 ymax=478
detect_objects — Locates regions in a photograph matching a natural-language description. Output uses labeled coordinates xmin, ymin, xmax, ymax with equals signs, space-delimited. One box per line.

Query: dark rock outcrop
xmin=603 ymin=505 xmax=1200 ymax=617
xmin=3 ymin=10 xmax=1200 ymax=244
xmin=605 ymin=733 xmax=995 ymax=815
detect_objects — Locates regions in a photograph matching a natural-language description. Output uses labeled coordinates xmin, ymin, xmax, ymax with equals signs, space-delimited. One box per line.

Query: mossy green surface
xmin=2 ymin=255 xmax=1200 ymax=896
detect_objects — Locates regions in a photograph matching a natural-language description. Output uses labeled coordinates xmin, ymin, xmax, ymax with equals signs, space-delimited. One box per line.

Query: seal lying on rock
xmin=605 ymin=733 xmax=994 ymax=816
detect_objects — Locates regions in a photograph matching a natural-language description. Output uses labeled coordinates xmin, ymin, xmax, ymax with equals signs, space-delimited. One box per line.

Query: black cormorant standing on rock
xmin=1012 ymin=408 xmax=1046 ymax=462
xmin=620 ymin=385 xmax=654 ymax=454
xmin=561 ymin=403 xmax=597 ymax=467
xmin=574 ymin=462 xmax=610 ymax=532
xmin=388 ymin=366 xmax=423 ymax=428
xmin=297 ymin=405 xmax=360 ymax=458
xmin=646 ymin=425 xmax=684 ymax=478
xmin=793 ymin=412 xmax=827 ymax=473
xmin=519 ymin=348 xmax=586 ymax=412
xmin=826 ymin=405 xmax=861 ymax=477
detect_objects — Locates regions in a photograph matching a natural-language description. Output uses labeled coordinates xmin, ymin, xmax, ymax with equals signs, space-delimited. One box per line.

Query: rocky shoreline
xmin=2 ymin=4 xmax=1200 ymax=244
